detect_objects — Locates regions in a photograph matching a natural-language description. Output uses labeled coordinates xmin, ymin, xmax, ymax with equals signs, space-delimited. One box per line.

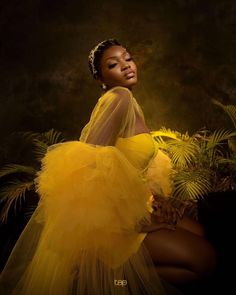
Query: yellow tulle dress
xmin=0 ymin=87 xmax=173 ymax=295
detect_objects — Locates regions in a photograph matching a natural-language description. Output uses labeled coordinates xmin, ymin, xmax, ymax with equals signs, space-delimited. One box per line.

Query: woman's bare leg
xmin=177 ymin=216 xmax=205 ymax=237
xmin=156 ymin=266 xmax=198 ymax=285
xmin=143 ymin=227 xmax=216 ymax=285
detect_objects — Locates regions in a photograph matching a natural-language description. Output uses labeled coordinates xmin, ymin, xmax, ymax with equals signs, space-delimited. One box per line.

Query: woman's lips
xmin=125 ymin=71 xmax=135 ymax=79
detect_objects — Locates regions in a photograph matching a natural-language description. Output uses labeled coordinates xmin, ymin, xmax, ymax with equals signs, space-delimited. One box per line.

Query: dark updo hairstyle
xmin=88 ymin=39 xmax=121 ymax=80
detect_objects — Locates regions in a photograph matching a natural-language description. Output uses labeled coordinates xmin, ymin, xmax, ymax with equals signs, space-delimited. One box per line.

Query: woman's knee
xmin=177 ymin=216 xmax=205 ymax=237
xmin=190 ymin=239 xmax=217 ymax=278
xmin=143 ymin=228 xmax=217 ymax=278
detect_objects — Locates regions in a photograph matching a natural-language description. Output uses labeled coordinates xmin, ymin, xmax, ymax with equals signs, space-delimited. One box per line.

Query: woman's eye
xmin=108 ymin=57 xmax=132 ymax=69
xmin=108 ymin=64 xmax=116 ymax=69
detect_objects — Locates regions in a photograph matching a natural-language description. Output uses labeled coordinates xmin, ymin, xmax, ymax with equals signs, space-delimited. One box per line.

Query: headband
xmin=88 ymin=39 xmax=119 ymax=79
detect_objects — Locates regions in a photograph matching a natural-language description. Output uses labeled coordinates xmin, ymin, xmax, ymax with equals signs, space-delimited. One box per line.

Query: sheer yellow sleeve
xmin=79 ymin=86 xmax=136 ymax=146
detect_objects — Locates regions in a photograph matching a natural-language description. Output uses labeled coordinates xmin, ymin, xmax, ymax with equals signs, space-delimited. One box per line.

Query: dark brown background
xmin=1 ymin=0 xmax=236 ymax=163
xmin=0 ymin=2 xmax=235 ymax=293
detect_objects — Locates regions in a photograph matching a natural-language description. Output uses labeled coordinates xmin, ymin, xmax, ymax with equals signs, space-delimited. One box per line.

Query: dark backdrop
xmin=1 ymin=2 xmax=236 ymax=293
xmin=1 ymin=0 xmax=236 ymax=163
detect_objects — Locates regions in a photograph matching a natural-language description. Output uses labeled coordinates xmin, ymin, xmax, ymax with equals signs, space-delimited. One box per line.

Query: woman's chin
xmin=122 ymin=78 xmax=138 ymax=89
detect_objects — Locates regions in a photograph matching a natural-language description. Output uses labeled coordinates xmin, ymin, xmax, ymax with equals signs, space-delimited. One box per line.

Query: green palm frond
xmin=151 ymin=127 xmax=191 ymax=141
xmin=228 ymin=137 xmax=236 ymax=153
xmin=207 ymin=129 xmax=236 ymax=150
xmin=151 ymin=128 xmax=178 ymax=140
xmin=19 ymin=131 xmax=41 ymax=141
xmin=168 ymin=139 xmax=199 ymax=168
xmin=151 ymin=128 xmax=196 ymax=162
xmin=32 ymin=129 xmax=65 ymax=161
xmin=32 ymin=139 xmax=48 ymax=161
xmin=193 ymin=129 xmax=210 ymax=152
xmin=218 ymin=155 xmax=236 ymax=170
xmin=151 ymin=128 xmax=178 ymax=152
xmin=178 ymin=132 xmax=191 ymax=141
xmin=0 ymin=128 xmax=65 ymax=223
xmin=213 ymin=99 xmax=236 ymax=129
xmin=0 ymin=180 xmax=34 ymax=223
xmin=41 ymin=129 xmax=65 ymax=145
xmin=0 ymin=164 xmax=37 ymax=178
xmin=172 ymin=170 xmax=212 ymax=200
xmin=153 ymin=137 xmax=170 ymax=151
xmin=24 ymin=204 xmax=38 ymax=219
xmin=206 ymin=129 xmax=236 ymax=164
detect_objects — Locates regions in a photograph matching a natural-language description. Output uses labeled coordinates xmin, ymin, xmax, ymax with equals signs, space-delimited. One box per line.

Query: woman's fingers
xmin=144 ymin=222 xmax=176 ymax=233
xmin=154 ymin=223 xmax=176 ymax=231
xmin=151 ymin=197 xmax=186 ymax=224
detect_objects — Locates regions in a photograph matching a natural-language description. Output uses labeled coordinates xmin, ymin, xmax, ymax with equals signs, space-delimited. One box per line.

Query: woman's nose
xmin=121 ymin=61 xmax=130 ymax=70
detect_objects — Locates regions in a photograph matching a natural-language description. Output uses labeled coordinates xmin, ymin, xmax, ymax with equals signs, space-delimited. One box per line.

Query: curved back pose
xmin=85 ymin=38 xmax=216 ymax=286
xmin=0 ymin=39 xmax=216 ymax=295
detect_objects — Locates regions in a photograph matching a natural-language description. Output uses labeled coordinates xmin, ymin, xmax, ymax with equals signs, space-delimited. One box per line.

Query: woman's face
xmin=98 ymin=45 xmax=137 ymax=90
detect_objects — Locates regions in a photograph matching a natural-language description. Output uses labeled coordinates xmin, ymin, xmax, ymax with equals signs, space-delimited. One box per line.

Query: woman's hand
xmin=138 ymin=212 xmax=176 ymax=233
xmin=151 ymin=194 xmax=185 ymax=226
xmin=139 ymin=218 xmax=176 ymax=233
xmin=137 ymin=195 xmax=190 ymax=233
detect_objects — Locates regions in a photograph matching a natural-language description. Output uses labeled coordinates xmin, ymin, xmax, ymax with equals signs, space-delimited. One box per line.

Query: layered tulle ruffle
xmin=0 ymin=140 xmax=165 ymax=295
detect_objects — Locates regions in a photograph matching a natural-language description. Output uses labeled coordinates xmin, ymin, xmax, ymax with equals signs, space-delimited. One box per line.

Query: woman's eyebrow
xmin=105 ymin=50 xmax=129 ymax=61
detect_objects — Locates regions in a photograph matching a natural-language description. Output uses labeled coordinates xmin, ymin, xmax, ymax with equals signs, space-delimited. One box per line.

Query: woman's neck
xmin=105 ymin=85 xmax=133 ymax=93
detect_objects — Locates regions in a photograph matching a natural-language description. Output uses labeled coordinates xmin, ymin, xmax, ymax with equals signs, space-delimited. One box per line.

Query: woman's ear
xmin=97 ymin=78 xmax=107 ymax=90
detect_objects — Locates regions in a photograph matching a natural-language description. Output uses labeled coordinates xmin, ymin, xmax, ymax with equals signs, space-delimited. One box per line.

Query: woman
xmin=0 ymin=39 xmax=216 ymax=295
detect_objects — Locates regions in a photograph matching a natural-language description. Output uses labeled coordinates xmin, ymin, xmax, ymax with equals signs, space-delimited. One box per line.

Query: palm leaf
xmin=32 ymin=129 xmax=65 ymax=161
xmin=228 ymin=137 xmax=236 ymax=153
xmin=153 ymin=137 xmax=170 ymax=151
xmin=19 ymin=131 xmax=41 ymax=141
xmin=207 ymin=129 xmax=236 ymax=150
xmin=151 ymin=128 xmax=178 ymax=140
xmin=151 ymin=128 xmax=196 ymax=163
xmin=218 ymin=156 xmax=236 ymax=170
xmin=41 ymin=129 xmax=65 ymax=145
xmin=172 ymin=170 xmax=212 ymax=200
xmin=0 ymin=164 xmax=36 ymax=178
xmin=32 ymin=139 xmax=48 ymax=161
xmin=168 ymin=139 xmax=199 ymax=168
xmin=152 ymin=127 xmax=191 ymax=140
xmin=0 ymin=180 xmax=34 ymax=223
xmin=206 ymin=129 xmax=236 ymax=165
xmin=24 ymin=204 xmax=38 ymax=219
xmin=213 ymin=99 xmax=236 ymax=129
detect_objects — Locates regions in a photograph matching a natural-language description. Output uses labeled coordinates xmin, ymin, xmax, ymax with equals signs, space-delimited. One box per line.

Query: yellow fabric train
xmin=0 ymin=87 xmax=173 ymax=295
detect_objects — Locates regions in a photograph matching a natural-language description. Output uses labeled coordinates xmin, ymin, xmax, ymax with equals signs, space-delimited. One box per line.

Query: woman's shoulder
xmin=102 ymin=86 xmax=133 ymax=99
xmin=99 ymin=86 xmax=133 ymax=108
xmin=107 ymin=86 xmax=133 ymax=94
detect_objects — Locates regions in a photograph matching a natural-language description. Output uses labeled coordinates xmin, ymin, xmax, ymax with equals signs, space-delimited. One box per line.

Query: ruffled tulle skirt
xmin=0 ymin=141 xmax=165 ymax=295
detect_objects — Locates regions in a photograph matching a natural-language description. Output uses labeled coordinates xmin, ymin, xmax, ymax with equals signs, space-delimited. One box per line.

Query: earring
xmin=102 ymin=83 xmax=107 ymax=90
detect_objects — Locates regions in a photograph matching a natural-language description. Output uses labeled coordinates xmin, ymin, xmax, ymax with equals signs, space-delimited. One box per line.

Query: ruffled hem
xmin=0 ymin=141 xmax=165 ymax=295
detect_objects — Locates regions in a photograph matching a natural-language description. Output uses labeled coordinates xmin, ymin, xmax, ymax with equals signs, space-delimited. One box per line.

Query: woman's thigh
xmin=143 ymin=227 xmax=216 ymax=275
xmin=177 ymin=216 xmax=205 ymax=237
